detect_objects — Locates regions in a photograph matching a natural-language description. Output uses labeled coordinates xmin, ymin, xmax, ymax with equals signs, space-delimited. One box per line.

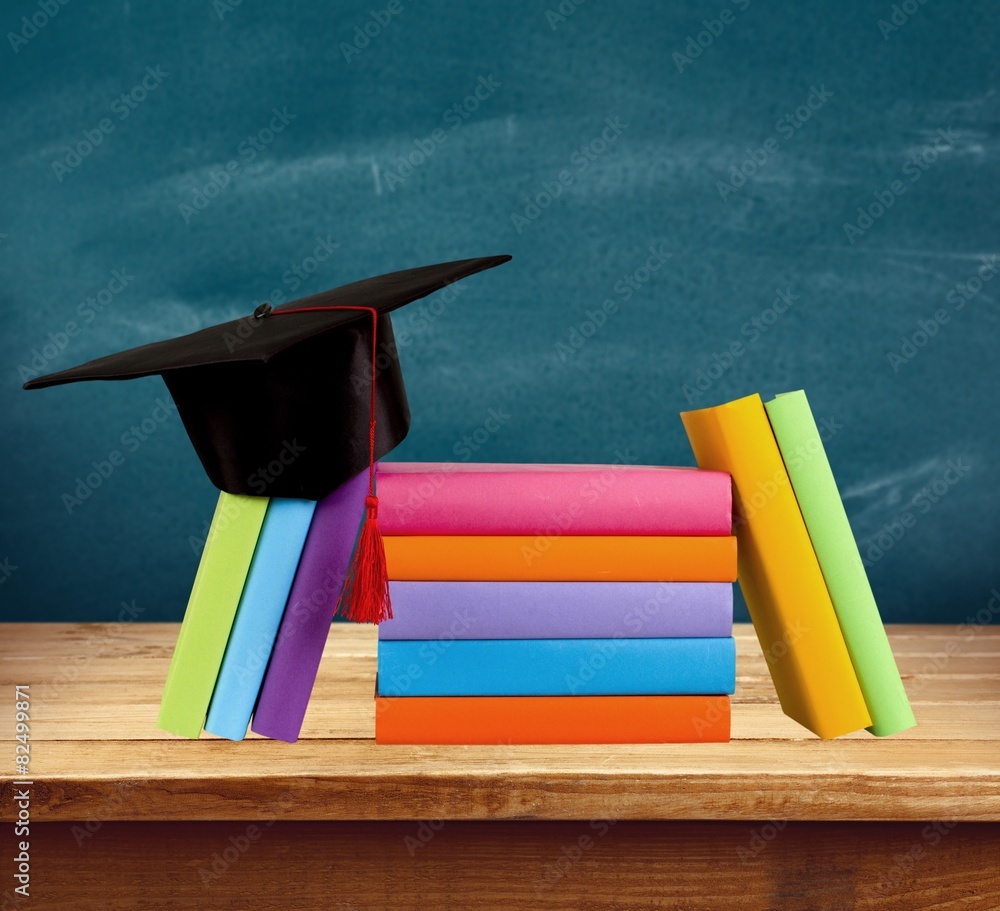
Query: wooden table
xmin=1 ymin=622 xmax=998 ymax=909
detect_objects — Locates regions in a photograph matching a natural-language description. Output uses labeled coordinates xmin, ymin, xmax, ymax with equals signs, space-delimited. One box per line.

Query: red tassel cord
xmin=337 ymin=494 xmax=391 ymax=623
xmin=269 ymin=303 xmax=392 ymax=624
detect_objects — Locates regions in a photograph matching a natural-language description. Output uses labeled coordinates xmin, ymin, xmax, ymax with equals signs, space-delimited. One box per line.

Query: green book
xmin=764 ymin=390 xmax=915 ymax=736
xmin=157 ymin=491 xmax=269 ymax=738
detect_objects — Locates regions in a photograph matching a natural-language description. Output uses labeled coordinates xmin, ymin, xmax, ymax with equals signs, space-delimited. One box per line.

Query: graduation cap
xmin=25 ymin=253 xmax=512 ymax=621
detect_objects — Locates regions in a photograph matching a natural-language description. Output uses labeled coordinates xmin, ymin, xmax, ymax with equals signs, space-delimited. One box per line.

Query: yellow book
xmin=681 ymin=394 xmax=871 ymax=738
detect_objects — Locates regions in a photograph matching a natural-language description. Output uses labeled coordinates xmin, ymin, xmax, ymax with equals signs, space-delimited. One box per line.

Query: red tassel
xmin=335 ymin=495 xmax=392 ymax=624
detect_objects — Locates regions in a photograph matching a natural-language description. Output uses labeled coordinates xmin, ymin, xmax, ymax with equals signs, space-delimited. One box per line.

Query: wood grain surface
xmin=20 ymin=820 xmax=1000 ymax=911
xmin=2 ymin=623 xmax=998 ymax=909
xmin=1 ymin=623 xmax=997 ymax=823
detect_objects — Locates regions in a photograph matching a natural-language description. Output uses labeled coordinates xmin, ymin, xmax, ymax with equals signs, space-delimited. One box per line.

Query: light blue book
xmin=205 ymin=498 xmax=317 ymax=740
xmin=377 ymin=638 xmax=736 ymax=697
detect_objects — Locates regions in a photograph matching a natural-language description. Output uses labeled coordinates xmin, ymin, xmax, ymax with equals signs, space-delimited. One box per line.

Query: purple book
xmin=251 ymin=469 xmax=367 ymax=742
xmin=378 ymin=581 xmax=733 ymax=640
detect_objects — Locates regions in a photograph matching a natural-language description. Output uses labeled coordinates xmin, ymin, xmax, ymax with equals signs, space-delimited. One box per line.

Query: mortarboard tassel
xmin=337 ymin=493 xmax=391 ymax=624
xmin=270 ymin=303 xmax=392 ymax=624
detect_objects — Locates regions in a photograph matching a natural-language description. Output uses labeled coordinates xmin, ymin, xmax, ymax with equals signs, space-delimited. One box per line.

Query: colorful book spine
xmin=379 ymin=581 xmax=733 ymax=639
xmin=383 ymin=535 xmax=737 ymax=582
xmin=764 ymin=390 xmax=915 ymax=736
xmin=204 ymin=498 xmax=318 ymax=741
xmin=376 ymin=462 xmax=732 ymax=535
xmin=376 ymin=637 xmax=736 ymax=696
xmin=157 ymin=492 xmax=268 ymax=738
xmin=251 ymin=469 xmax=368 ymax=743
xmin=681 ymin=394 xmax=871 ymax=738
xmin=375 ymin=694 xmax=731 ymax=744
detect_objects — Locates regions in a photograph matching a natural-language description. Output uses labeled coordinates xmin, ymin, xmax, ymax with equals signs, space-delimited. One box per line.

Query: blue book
xmin=205 ymin=498 xmax=317 ymax=740
xmin=377 ymin=638 xmax=736 ymax=697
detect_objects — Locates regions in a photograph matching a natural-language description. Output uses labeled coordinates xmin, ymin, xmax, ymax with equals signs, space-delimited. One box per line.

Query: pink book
xmin=376 ymin=462 xmax=732 ymax=536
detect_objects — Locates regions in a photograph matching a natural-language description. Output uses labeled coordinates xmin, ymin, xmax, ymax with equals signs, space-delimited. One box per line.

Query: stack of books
xmin=681 ymin=390 xmax=915 ymax=738
xmin=372 ymin=463 xmax=738 ymax=744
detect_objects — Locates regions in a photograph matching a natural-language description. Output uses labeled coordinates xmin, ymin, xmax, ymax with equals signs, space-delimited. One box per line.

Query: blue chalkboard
xmin=1 ymin=0 xmax=997 ymax=622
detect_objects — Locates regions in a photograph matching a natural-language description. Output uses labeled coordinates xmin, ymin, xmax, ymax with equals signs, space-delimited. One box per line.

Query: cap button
xmin=252 ymin=302 xmax=273 ymax=320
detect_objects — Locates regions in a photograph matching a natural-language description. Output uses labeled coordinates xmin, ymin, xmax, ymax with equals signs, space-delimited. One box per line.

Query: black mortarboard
xmin=24 ymin=255 xmax=511 ymax=500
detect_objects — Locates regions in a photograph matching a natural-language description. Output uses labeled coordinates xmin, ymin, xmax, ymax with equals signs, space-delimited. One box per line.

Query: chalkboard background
xmin=1 ymin=0 xmax=997 ymax=623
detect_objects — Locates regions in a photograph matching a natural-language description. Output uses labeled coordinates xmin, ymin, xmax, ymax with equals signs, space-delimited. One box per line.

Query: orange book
xmin=375 ymin=694 xmax=731 ymax=744
xmin=383 ymin=535 xmax=737 ymax=582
